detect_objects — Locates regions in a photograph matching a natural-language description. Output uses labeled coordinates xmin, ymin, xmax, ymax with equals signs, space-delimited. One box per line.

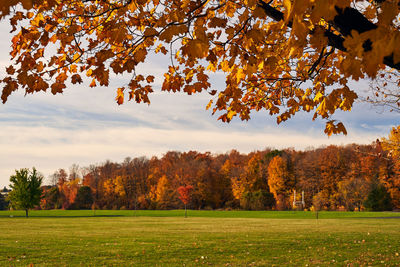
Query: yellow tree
xmin=381 ymin=126 xmax=400 ymax=159
xmin=1 ymin=0 xmax=399 ymax=134
xmin=267 ymin=155 xmax=293 ymax=210
xmin=155 ymin=175 xmax=174 ymax=209
xmin=380 ymin=126 xmax=400 ymax=208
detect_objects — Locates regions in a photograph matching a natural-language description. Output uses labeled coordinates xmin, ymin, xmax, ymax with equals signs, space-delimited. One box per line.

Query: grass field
xmin=1 ymin=210 xmax=400 ymax=266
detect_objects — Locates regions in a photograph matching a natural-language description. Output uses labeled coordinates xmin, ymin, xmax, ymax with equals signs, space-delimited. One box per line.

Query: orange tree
xmin=1 ymin=0 xmax=399 ymax=134
xmin=177 ymin=185 xmax=194 ymax=217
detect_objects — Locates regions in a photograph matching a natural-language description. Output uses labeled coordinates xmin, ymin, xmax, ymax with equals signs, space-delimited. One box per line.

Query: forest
xmin=33 ymin=136 xmax=399 ymax=212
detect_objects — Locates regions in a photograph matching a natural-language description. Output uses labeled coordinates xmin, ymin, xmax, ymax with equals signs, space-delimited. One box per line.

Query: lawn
xmin=1 ymin=210 xmax=400 ymax=266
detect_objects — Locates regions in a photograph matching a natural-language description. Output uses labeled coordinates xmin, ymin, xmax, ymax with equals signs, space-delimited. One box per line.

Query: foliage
xmin=8 ymin=168 xmax=43 ymax=217
xmin=338 ymin=177 xmax=370 ymax=211
xmin=155 ymin=175 xmax=175 ymax=209
xmin=240 ymin=190 xmax=275 ymax=210
xmin=267 ymin=155 xmax=293 ymax=210
xmin=177 ymin=185 xmax=193 ymax=217
xmin=177 ymin=185 xmax=194 ymax=205
xmin=40 ymin=186 xmax=60 ymax=209
xmin=0 ymin=193 xmax=9 ymax=210
xmin=74 ymin=186 xmax=93 ymax=209
xmin=379 ymin=125 xmax=400 ymax=208
xmin=381 ymin=125 xmax=400 ymax=159
xmin=364 ymin=182 xmax=392 ymax=211
xmin=1 ymin=1 xmax=399 ymax=134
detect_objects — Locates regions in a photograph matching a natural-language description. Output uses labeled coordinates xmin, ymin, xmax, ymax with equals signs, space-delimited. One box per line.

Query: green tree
xmin=0 ymin=193 xmax=9 ymax=210
xmin=364 ymin=182 xmax=392 ymax=211
xmin=74 ymin=186 xmax=94 ymax=209
xmin=8 ymin=168 xmax=43 ymax=217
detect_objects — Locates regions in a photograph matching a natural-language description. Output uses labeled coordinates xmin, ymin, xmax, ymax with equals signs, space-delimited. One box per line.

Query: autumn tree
xmin=8 ymin=168 xmax=43 ymax=217
xmin=317 ymin=145 xmax=350 ymax=209
xmin=155 ymin=175 xmax=175 ymax=209
xmin=381 ymin=126 xmax=400 ymax=159
xmin=337 ymin=176 xmax=370 ymax=211
xmin=380 ymin=126 xmax=400 ymax=209
xmin=295 ymin=149 xmax=322 ymax=208
xmin=177 ymin=185 xmax=194 ymax=217
xmin=40 ymin=186 xmax=60 ymax=209
xmin=1 ymin=0 xmax=399 ymax=135
xmin=55 ymin=169 xmax=69 ymax=209
xmin=267 ymin=155 xmax=294 ymax=210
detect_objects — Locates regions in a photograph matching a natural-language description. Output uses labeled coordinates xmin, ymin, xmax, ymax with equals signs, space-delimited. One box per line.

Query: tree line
xmin=37 ymin=142 xmax=398 ymax=212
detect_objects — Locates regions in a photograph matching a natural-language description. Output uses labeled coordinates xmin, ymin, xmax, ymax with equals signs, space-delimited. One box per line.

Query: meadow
xmin=1 ymin=210 xmax=400 ymax=266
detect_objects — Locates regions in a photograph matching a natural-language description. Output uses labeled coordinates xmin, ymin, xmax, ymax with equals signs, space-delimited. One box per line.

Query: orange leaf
xmin=6 ymin=65 xmax=15 ymax=75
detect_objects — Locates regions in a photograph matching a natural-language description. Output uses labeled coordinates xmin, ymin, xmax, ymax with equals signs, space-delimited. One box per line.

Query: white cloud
xmin=0 ymin=121 xmax=385 ymax=187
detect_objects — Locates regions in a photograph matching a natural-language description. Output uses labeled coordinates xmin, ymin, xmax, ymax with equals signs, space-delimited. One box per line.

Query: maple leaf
xmin=6 ymin=65 xmax=15 ymax=75
xmin=51 ymin=82 xmax=65 ymax=95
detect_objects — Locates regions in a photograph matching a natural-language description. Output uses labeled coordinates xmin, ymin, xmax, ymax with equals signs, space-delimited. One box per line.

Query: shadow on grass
xmin=357 ymin=216 xmax=400 ymax=219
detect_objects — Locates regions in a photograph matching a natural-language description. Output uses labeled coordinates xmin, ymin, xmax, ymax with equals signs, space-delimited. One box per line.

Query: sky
xmin=0 ymin=20 xmax=398 ymax=188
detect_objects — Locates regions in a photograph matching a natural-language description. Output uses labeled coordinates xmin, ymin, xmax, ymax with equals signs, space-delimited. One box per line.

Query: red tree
xmin=177 ymin=185 xmax=194 ymax=218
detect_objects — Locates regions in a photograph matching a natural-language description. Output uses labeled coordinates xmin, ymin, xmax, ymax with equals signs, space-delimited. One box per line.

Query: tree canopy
xmin=1 ymin=0 xmax=399 ymax=134
xmin=8 ymin=168 xmax=43 ymax=217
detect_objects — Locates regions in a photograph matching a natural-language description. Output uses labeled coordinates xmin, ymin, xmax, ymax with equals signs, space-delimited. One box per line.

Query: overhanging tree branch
xmin=258 ymin=0 xmax=400 ymax=71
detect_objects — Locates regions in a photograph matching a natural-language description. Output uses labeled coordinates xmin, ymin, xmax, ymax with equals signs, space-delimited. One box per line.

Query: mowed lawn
xmin=1 ymin=210 xmax=400 ymax=266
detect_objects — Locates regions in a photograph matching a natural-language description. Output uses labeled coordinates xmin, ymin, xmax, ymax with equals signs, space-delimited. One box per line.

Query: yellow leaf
xmin=206 ymin=99 xmax=213 ymax=110
xmin=314 ymin=92 xmax=324 ymax=102
xmin=236 ymin=68 xmax=246 ymax=84
xmin=115 ymin=87 xmax=124 ymax=105
xmin=89 ymin=79 xmax=96 ymax=87
xmin=73 ymin=53 xmax=80 ymax=62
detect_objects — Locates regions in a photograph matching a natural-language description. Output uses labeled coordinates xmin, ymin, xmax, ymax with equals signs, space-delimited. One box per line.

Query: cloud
xmin=0 ymin=120 xmax=385 ymax=187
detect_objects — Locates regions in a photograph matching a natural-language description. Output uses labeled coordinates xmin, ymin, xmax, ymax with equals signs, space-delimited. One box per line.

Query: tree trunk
xmin=184 ymin=204 xmax=187 ymax=218
xmin=25 ymin=209 xmax=28 ymax=218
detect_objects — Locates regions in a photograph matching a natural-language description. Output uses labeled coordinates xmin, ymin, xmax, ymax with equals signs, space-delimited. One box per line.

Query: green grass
xmin=1 ymin=210 xmax=400 ymax=266
xmin=0 ymin=209 xmax=398 ymax=219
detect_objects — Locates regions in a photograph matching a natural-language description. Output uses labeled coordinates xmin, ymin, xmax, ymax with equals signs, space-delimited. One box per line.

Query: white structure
xmin=292 ymin=190 xmax=305 ymax=209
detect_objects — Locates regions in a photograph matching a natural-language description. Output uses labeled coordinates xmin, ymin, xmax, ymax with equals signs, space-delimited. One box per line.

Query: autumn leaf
xmin=51 ymin=82 xmax=65 ymax=94
xmin=116 ymin=87 xmax=124 ymax=105
xmin=6 ymin=65 xmax=15 ymax=75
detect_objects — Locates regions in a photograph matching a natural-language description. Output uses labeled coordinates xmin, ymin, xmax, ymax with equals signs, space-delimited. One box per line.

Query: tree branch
xmin=258 ymin=1 xmax=400 ymax=71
